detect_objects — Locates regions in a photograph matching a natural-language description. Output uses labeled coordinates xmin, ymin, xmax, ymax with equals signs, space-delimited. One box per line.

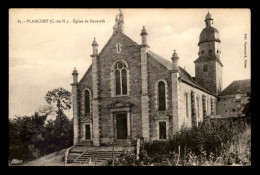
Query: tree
xmin=44 ymin=88 xmax=71 ymax=115
xmin=38 ymin=105 xmax=55 ymax=117
xmin=42 ymin=112 xmax=73 ymax=154
xmin=9 ymin=112 xmax=48 ymax=160
xmin=242 ymin=91 xmax=251 ymax=122
xmin=43 ymin=88 xmax=73 ymax=153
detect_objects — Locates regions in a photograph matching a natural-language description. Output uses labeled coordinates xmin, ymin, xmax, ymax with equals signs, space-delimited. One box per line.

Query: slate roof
xmin=194 ymin=54 xmax=223 ymax=67
xmin=147 ymin=50 xmax=214 ymax=95
xmin=199 ymin=26 xmax=221 ymax=45
xmin=219 ymin=79 xmax=251 ymax=96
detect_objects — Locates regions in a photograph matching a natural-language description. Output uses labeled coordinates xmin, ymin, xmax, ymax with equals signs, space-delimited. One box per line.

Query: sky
xmin=9 ymin=8 xmax=251 ymax=119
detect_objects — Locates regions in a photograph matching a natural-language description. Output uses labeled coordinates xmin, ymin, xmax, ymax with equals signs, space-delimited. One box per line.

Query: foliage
xmin=110 ymin=118 xmax=251 ymax=166
xmin=9 ymin=112 xmax=73 ymax=161
xmin=9 ymin=112 xmax=47 ymax=160
xmin=44 ymin=87 xmax=71 ymax=113
xmin=41 ymin=111 xmax=73 ymax=154
xmin=242 ymin=92 xmax=251 ymax=122
xmin=9 ymin=87 xmax=73 ymax=162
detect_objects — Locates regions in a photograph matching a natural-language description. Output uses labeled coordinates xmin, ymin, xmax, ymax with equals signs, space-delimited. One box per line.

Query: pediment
xmin=107 ymin=100 xmax=132 ymax=109
xmin=82 ymin=117 xmax=92 ymax=123
xmin=98 ymin=32 xmax=140 ymax=57
xmin=153 ymin=112 xmax=171 ymax=120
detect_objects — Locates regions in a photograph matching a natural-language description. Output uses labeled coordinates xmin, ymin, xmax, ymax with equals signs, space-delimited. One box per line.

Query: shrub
xmin=111 ymin=118 xmax=250 ymax=166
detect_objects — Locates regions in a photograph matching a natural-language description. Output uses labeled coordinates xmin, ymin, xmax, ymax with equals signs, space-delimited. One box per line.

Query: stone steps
xmin=66 ymin=145 xmax=134 ymax=166
xmin=67 ymin=150 xmax=123 ymax=166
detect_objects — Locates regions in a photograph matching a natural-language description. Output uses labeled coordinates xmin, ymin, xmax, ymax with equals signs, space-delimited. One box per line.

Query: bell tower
xmin=194 ymin=12 xmax=223 ymax=95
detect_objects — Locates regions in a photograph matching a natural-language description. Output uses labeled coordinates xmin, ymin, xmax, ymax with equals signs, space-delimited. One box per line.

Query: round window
xmin=117 ymin=62 xmax=123 ymax=69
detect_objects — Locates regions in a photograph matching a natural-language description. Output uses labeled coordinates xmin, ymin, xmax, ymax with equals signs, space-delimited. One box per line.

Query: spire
xmin=205 ymin=11 xmax=213 ymax=27
xmin=72 ymin=67 xmax=78 ymax=84
xmin=91 ymin=37 xmax=98 ymax=55
xmin=140 ymin=26 xmax=148 ymax=45
xmin=113 ymin=9 xmax=125 ymax=34
xmin=72 ymin=67 xmax=78 ymax=74
xmin=141 ymin=26 xmax=148 ymax=36
xmin=171 ymin=50 xmax=179 ymax=60
xmin=92 ymin=37 xmax=98 ymax=46
xmin=171 ymin=50 xmax=179 ymax=71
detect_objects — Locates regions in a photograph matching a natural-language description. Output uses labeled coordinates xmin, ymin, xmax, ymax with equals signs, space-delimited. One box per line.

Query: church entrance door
xmin=116 ymin=112 xmax=127 ymax=140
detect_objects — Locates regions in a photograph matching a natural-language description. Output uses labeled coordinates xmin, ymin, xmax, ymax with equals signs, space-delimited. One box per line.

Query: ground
xmin=20 ymin=148 xmax=67 ymax=166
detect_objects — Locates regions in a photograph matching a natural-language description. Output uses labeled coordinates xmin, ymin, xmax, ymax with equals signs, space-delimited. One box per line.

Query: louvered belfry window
xmin=115 ymin=61 xmax=127 ymax=95
xmin=158 ymin=81 xmax=166 ymax=111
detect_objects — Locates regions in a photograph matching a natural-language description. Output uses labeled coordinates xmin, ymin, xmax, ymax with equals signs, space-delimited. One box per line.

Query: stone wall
xmin=195 ymin=60 xmax=218 ymax=95
xmin=147 ymin=56 xmax=173 ymax=141
xmin=198 ymin=42 xmax=221 ymax=57
xmin=218 ymin=94 xmax=248 ymax=118
xmin=98 ymin=32 xmax=142 ymax=143
xmin=78 ymin=66 xmax=93 ymax=141
xmin=215 ymin=61 xmax=223 ymax=94
xmin=178 ymin=82 xmax=217 ymax=129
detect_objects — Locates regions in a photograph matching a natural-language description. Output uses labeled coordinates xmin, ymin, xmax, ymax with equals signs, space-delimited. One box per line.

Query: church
xmin=71 ymin=11 xmax=227 ymax=146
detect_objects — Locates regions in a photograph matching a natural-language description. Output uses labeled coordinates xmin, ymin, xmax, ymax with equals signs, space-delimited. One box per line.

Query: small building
xmin=218 ymin=79 xmax=251 ymax=118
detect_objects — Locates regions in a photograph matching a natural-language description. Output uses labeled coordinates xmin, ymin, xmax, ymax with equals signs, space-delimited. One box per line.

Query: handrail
xmin=74 ymin=150 xmax=88 ymax=162
xmin=64 ymin=146 xmax=75 ymax=166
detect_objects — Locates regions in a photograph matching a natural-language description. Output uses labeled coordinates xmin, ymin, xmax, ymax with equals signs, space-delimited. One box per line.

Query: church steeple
xmin=113 ymin=9 xmax=125 ymax=34
xmin=194 ymin=12 xmax=223 ymax=95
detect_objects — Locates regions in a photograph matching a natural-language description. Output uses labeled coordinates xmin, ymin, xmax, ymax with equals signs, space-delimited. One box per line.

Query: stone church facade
xmin=71 ymin=11 xmax=225 ymax=146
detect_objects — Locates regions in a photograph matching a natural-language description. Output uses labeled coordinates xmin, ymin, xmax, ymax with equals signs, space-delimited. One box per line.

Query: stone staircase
xmin=66 ymin=145 xmax=133 ymax=166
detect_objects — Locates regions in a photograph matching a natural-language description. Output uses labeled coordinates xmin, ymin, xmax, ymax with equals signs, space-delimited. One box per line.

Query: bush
xmin=9 ymin=112 xmax=73 ymax=161
xmin=111 ymin=118 xmax=250 ymax=166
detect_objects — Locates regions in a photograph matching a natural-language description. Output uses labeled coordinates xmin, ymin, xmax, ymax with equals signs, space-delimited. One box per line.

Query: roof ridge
xmin=79 ymin=64 xmax=92 ymax=84
xmin=147 ymin=50 xmax=214 ymax=95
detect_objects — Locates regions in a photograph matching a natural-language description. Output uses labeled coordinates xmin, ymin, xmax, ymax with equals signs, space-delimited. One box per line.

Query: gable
xmin=79 ymin=65 xmax=92 ymax=89
xmin=98 ymin=32 xmax=140 ymax=58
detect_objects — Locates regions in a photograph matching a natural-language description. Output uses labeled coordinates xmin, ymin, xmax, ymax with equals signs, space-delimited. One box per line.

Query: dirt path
xmin=21 ymin=148 xmax=68 ymax=166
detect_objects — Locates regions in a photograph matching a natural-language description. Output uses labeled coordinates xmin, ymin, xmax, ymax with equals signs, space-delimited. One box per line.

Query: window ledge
xmin=114 ymin=94 xmax=129 ymax=97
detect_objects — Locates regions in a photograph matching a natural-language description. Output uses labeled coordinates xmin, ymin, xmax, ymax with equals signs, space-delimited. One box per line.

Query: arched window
xmin=158 ymin=81 xmax=166 ymax=111
xmin=84 ymin=90 xmax=91 ymax=114
xmin=203 ymin=64 xmax=208 ymax=72
xmin=185 ymin=92 xmax=189 ymax=117
xmin=115 ymin=61 xmax=127 ymax=95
